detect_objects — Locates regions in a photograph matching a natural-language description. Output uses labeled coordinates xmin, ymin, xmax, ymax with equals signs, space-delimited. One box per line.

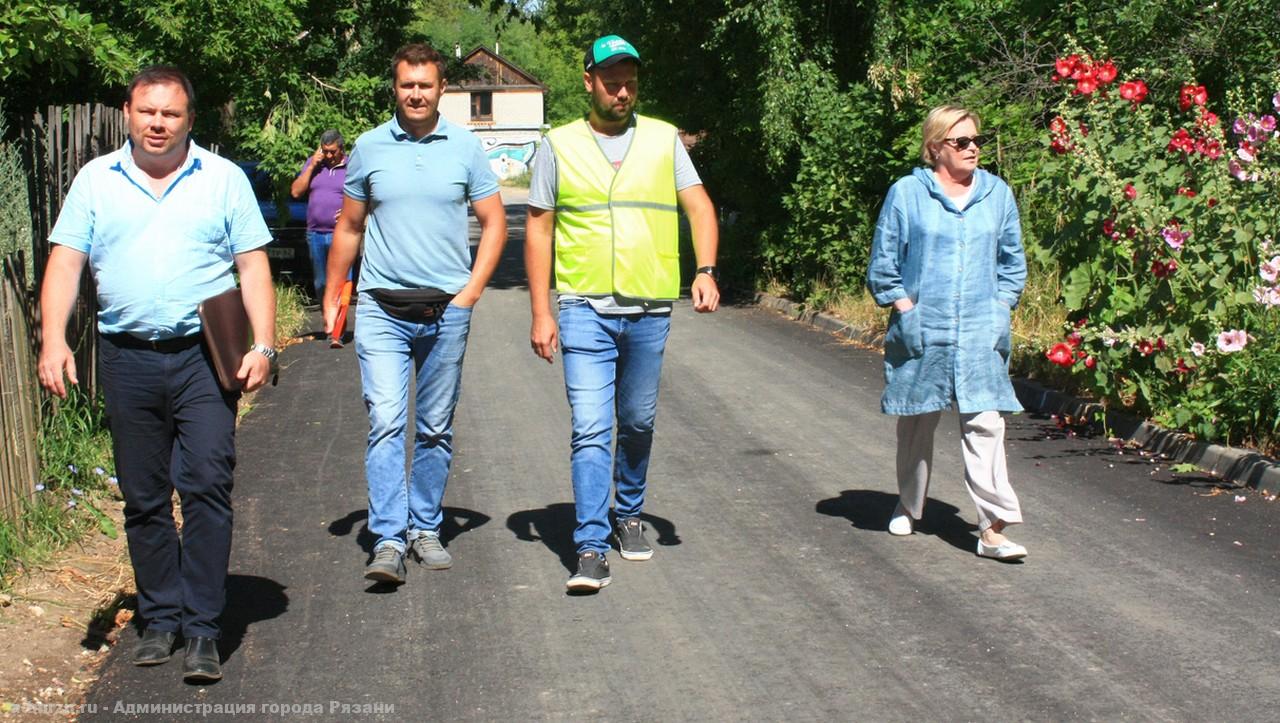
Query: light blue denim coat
xmin=866 ymin=167 xmax=1026 ymax=416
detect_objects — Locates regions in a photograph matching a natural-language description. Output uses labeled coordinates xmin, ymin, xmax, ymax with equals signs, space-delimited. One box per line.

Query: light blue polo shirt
xmin=48 ymin=141 xmax=271 ymax=340
xmin=344 ymin=114 xmax=499 ymax=293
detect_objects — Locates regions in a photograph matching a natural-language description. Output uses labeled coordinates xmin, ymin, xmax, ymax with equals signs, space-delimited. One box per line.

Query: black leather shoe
xmin=132 ymin=628 xmax=177 ymax=666
xmin=182 ymin=637 xmax=222 ymax=682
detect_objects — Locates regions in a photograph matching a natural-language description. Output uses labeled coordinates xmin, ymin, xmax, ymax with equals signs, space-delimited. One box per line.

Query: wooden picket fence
xmin=0 ymin=251 xmax=40 ymax=523
xmin=0 ymin=103 xmax=126 ymax=524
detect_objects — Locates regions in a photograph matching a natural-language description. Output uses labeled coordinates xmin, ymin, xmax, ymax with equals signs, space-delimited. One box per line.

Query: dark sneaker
xmin=411 ymin=532 xmax=452 ymax=569
xmin=565 ymin=551 xmax=611 ymax=592
xmin=364 ymin=544 xmax=406 ymax=583
xmin=614 ymin=517 xmax=653 ymax=561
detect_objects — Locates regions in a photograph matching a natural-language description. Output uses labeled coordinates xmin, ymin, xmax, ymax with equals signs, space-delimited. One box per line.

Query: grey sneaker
xmin=410 ymin=532 xmax=452 ymax=569
xmin=614 ymin=517 xmax=653 ymax=561
xmin=364 ymin=544 xmax=406 ymax=583
xmin=565 ymin=551 xmax=611 ymax=592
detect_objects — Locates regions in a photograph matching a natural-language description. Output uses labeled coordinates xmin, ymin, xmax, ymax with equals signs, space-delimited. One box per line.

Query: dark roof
xmin=448 ymin=46 xmax=546 ymax=91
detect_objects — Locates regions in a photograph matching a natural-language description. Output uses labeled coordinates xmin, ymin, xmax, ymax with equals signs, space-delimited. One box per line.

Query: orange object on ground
xmin=331 ymin=280 xmax=352 ymax=348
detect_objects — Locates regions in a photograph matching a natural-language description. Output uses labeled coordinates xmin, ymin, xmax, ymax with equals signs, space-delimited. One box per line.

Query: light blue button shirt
xmin=343 ymin=114 xmax=499 ymax=293
xmin=48 ymin=141 xmax=272 ymax=340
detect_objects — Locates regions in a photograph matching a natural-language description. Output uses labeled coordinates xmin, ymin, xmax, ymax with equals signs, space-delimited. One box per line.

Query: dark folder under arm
xmin=197 ymin=287 xmax=249 ymax=392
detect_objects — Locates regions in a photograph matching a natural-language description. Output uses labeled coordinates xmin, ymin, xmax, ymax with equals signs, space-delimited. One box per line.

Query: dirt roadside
xmin=0 ymin=497 xmax=132 ymax=721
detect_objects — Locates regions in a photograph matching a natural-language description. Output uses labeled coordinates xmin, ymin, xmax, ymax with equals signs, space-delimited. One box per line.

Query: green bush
xmin=1038 ymin=48 xmax=1280 ymax=451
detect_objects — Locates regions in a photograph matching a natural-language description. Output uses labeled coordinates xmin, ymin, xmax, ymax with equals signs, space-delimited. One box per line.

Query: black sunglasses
xmin=942 ymin=134 xmax=991 ymax=150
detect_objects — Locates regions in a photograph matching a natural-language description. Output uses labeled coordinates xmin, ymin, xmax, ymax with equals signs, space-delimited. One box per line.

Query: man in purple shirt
xmin=290 ymin=129 xmax=348 ymax=300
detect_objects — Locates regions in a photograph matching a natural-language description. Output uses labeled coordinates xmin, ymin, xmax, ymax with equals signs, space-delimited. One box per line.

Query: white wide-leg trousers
xmin=895 ymin=410 xmax=1022 ymax=531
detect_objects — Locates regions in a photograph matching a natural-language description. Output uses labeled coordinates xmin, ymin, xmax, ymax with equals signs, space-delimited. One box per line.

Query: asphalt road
xmin=84 ymin=192 xmax=1280 ymax=721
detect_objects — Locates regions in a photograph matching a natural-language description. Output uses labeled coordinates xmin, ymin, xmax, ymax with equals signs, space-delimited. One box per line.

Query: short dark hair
xmin=320 ymin=129 xmax=343 ymax=147
xmin=390 ymin=43 xmax=446 ymax=82
xmin=126 ymin=65 xmax=195 ymax=112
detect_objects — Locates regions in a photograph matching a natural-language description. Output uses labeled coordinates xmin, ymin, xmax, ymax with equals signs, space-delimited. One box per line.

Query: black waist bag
xmin=367 ymin=288 xmax=455 ymax=323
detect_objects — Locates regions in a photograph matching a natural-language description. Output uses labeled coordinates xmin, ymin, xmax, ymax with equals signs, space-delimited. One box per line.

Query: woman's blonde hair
xmin=920 ymin=105 xmax=981 ymax=165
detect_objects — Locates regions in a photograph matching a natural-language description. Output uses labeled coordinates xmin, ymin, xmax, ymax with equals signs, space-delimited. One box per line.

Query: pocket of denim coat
xmin=993 ymin=298 xmax=1012 ymax=359
xmin=885 ymin=304 xmax=924 ymax=359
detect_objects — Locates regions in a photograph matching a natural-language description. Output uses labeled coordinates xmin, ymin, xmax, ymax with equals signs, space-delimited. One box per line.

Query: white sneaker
xmin=976 ymin=538 xmax=1028 ymax=560
xmin=887 ymin=504 xmax=914 ymax=536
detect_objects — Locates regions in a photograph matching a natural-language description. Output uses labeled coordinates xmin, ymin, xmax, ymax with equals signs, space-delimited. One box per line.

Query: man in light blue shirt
xmin=323 ymin=43 xmax=507 ymax=583
xmin=38 ymin=66 xmax=276 ymax=683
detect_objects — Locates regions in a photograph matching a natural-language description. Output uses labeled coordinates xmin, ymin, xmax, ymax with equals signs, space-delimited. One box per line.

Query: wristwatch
xmin=250 ymin=343 xmax=278 ymax=365
xmin=695 ymin=265 xmax=719 ymax=281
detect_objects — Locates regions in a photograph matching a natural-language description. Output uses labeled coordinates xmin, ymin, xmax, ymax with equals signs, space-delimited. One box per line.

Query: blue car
xmin=236 ymin=161 xmax=313 ymax=288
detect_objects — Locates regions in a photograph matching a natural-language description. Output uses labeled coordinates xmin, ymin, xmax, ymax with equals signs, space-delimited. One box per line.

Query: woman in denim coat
xmin=866 ymin=105 xmax=1029 ymax=560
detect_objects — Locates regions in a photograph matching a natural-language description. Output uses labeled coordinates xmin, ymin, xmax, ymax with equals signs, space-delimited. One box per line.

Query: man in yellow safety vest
xmin=525 ymin=34 xmax=720 ymax=593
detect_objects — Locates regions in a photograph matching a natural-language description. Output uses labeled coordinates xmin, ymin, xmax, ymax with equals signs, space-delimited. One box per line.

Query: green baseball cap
xmin=583 ymin=35 xmax=641 ymax=72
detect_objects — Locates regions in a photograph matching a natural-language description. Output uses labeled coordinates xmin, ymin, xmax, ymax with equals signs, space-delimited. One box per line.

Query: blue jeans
xmin=307 ymin=231 xmax=332 ymax=296
xmin=355 ymin=295 xmax=473 ymax=551
xmin=558 ymin=299 xmax=670 ymax=554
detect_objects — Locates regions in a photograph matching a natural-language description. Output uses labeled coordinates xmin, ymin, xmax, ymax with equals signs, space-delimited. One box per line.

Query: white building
xmin=439 ymin=46 xmax=546 ymax=180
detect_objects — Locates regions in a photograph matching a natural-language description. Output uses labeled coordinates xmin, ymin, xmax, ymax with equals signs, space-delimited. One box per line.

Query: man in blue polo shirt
xmin=323 ymin=43 xmax=507 ymax=584
xmin=38 ymin=65 xmax=276 ymax=682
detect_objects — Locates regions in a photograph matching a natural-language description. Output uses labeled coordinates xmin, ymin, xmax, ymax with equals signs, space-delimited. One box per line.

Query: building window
xmin=471 ymin=92 xmax=493 ymax=121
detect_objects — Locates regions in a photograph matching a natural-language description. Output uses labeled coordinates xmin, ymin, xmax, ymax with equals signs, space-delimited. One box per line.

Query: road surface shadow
xmin=327 ymin=506 xmax=492 ymax=553
xmin=816 ymin=490 xmax=977 ymax=554
xmin=506 ymin=503 xmax=681 ymax=573
xmin=218 ymin=575 xmax=289 ymax=659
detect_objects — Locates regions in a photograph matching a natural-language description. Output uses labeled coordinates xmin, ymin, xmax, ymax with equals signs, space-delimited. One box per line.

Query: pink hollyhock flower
xmin=1238 ymin=142 xmax=1256 ymax=163
xmin=1259 ymin=257 xmax=1280 ymax=282
xmin=1252 ymin=286 xmax=1280 ymax=306
xmin=1273 ymin=92 xmax=1280 ymax=113
xmin=1216 ymin=329 xmax=1248 ymax=352
xmin=1233 ymin=116 xmax=1251 ymax=135
xmin=1190 ymin=341 xmax=1206 ymax=357
xmin=1260 ymin=115 xmax=1277 ymax=134
xmin=1162 ymin=224 xmax=1189 ymax=250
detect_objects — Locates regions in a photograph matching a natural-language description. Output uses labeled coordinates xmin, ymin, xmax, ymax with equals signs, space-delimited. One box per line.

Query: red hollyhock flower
xmin=1102 ymin=219 xmax=1115 ymax=237
xmin=1055 ymin=56 xmax=1078 ymax=79
xmin=1207 ymin=197 xmax=1218 ymax=207
xmin=1168 ymin=128 xmax=1194 ymax=154
xmin=1201 ymin=139 xmax=1222 ymax=159
xmin=1177 ymin=187 xmax=1196 ymax=197
xmin=1137 ymin=339 xmax=1154 ymax=355
xmin=1174 ymin=357 xmax=1194 ymax=375
xmin=1179 ymin=84 xmax=1208 ymax=111
xmin=1199 ymin=110 xmax=1219 ymax=127
xmin=1084 ymin=356 xmax=1097 ymax=370
xmin=1049 ymin=116 xmax=1069 ymax=135
xmin=1075 ymin=78 xmax=1098 ymax=95
xmin=1075 ymin=317 xmax=1088 ymax=328
xmin=1066 ymin=331 xmax=1083 ymax=348
xmin=1094 ymin=61 xmax=1118 ymax=84
xmin=1045 ymin=342 xmax=1075 ymax=367
xmin=1124 ymin=184 xmax=1138 ymax=200
xmin=1126 ymin=226 xmax=1137 ymax=238
xmin=1156 ymin=337 xmax=1167 ymax=351
xmin=1118 ymin=80 xmax=1148 ymax=103
xmin=1050 ymin=137 xmax=1071 ymax=154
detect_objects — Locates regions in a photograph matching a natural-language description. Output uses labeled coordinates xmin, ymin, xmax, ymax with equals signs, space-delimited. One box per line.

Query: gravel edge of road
xmin=753 ymin=291 xmax=1280 ymax=495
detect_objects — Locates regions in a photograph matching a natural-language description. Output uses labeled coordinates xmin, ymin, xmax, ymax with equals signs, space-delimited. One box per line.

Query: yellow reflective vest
xmin=547 ymin=115 xmax=680 ymax=300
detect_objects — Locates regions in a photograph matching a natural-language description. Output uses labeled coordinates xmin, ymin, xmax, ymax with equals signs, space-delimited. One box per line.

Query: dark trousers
xmin=99 ymin=334 xmax=238 ymax=639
